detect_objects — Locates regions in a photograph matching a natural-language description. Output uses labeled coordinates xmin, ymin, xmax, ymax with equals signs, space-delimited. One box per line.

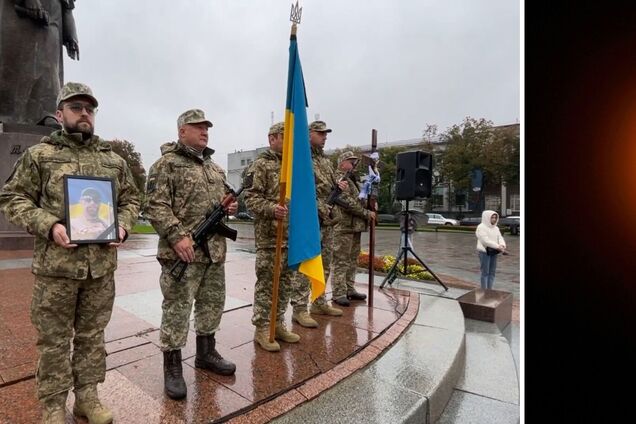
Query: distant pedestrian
xmin=475 ymin=210 xmax=507 ymax=289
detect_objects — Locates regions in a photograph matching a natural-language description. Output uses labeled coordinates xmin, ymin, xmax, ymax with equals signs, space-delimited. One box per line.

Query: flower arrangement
xmin=357 ymin=251 xmax=433 ymax=281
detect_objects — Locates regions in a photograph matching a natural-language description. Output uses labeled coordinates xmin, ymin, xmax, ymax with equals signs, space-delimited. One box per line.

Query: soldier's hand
xmin=51 ymin=223 xmax=78 ymax=248
xmin=108 ymin=227 xmax=127 ymax=247
xmin=337 ymin=180 xmax=349 ymax=190
xmin=274 ymin=204 xmax=288 ymax=220
xmin=367 ymin=211 xmax=376 ymax=222
xmin=174 ymin=236 xmax=195 ymax=263
xmin=226 ymin=201 xmax=238 ymax=216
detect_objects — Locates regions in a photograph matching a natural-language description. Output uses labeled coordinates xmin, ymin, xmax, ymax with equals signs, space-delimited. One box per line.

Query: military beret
xmin=309 ymin=120 xmax=332 ymax=133
xmin=57 ymin=82 xmax=99 ymax=107
xmin=177 ymin=109 xmax=213 ymax=128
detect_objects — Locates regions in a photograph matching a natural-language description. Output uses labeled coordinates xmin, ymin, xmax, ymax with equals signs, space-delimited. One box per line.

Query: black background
xmin=526 ymin=2 xmax=636 ymax=421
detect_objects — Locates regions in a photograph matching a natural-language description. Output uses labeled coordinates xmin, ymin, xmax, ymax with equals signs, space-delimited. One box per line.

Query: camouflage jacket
xmin=0 ymin=130 xmax=140 ymax=279
xmin=333 ymin=169 xmax=370 ymax=233
xmin=144 ymin=142 xmax=228 ymax=263
xmin=311 ymin=146 xmax=342 ymax=226
xmin=243 ymin=149 xmax=288 ymax=249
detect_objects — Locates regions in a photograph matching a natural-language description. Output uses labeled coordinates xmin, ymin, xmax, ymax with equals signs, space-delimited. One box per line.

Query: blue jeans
xmin=478 ymin=251 xmax=497 ymax=289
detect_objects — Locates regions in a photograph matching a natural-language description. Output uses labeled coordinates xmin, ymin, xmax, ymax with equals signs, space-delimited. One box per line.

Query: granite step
xmin=271 ymin=289 xmax=467 ymax=424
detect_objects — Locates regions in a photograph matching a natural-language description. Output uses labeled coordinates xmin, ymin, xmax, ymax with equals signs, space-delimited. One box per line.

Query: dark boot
xmin=163 ymin=350 xmax=187 ymax=400
xmin=333 ymin=295 xmax=351 ymax=307
xmin=194 ymin=334 xmax=236 ymax=376
xmin=347 ymin=289 xmax=367 ymax=301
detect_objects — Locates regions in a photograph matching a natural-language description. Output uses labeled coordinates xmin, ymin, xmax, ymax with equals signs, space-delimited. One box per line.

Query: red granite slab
xmin=116 ymin=354 xmax=251 ymax=421
xmin=0 ymin=378 xmax=43 ymax=423
xmin=104 ymin=306 xmax=156 ymax=343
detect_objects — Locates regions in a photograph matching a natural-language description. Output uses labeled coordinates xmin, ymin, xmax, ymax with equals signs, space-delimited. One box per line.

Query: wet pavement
xmin=229 ymin=223 xmax=520 ymax=301
xmin=0 ymin=225 xmax=520 ymax=423
xmin=0 ymin=235 xmax=414 ymax=423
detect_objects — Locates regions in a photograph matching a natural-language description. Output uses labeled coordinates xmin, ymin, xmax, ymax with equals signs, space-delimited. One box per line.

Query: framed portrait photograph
xmin=64 ymin=175 xmax=119 ymax=244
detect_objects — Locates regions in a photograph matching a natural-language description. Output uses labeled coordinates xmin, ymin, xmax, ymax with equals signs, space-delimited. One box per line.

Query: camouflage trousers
xmin=30 ymin=274 xmax=115 ymax=401
xmin=159 ymin=260 xmax=225 ymax=351
xmin=331 ymin=231 xmax=362 ymax=298
xmin=252 ymin=248 xmax=295 ymax=327
xmin=311 ymin=225 xmax=334 ymax=306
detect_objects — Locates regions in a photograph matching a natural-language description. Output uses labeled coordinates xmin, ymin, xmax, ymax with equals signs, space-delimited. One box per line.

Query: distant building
xmin=226 ymin=123 xmax=520 ymax=217
xmin=227 ymin=146 xmax=269 ymax=189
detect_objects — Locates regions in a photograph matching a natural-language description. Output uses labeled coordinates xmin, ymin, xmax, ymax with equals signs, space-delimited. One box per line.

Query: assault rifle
xmin=326 ymin=158 xmax=359 ymax=211
xmin=169 ymin=187 xmax=243 ymax=282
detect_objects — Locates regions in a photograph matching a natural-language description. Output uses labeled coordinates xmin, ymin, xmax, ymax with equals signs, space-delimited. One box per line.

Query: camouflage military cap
xmin=56 ymin=82 xmax=99 ymax=107
xmin=309 ymin=120 xmax=332 ymax=133
xmin=338 ymin=150 xmax=358 ymax=163
xmin=268 ymin=122 xmax=285 ymax=135
xmin=80 ymin=187 xmax=101 ymax=202
xmin=177 ymin=109 xmax=213 ymax=128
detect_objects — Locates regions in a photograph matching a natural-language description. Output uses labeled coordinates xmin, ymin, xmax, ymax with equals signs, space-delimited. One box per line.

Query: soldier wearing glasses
xmin=0 ymin=82 xmax=139 ymax=424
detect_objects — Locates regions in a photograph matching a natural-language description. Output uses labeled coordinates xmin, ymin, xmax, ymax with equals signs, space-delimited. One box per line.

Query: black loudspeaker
xmin=395 ymin=151 xmax=433 ymax=200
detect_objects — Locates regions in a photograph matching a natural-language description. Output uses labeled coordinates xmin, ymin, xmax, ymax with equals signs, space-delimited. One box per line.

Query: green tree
xmin=438 ymin=117 xmax=496 ymax=191
xmin=109 ymin=139 xmax=147 ymax=208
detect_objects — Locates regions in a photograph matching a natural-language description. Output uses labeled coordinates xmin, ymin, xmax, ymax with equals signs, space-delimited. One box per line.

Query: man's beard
xmin=64 ymin=120 xmax=94 ymax=141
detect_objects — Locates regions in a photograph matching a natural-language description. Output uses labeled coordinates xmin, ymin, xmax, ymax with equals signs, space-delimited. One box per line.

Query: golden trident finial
xmin=290 ymin=1 xmax=302 ymax=24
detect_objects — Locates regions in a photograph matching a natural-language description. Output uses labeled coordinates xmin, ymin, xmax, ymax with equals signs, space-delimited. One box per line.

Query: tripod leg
xmin=405 ymin=247 xmax=449 ymax=291
xmin=381 ymin=247 xmax=407 ymax=288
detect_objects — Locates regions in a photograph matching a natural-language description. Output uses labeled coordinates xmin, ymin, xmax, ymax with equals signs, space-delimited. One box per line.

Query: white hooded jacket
xmin=475 ymin=210 xmax=506 ymax=253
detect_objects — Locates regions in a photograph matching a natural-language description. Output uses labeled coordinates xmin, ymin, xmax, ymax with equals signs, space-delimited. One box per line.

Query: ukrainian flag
xmin=280 ymin=29 xmax=325 ymax=301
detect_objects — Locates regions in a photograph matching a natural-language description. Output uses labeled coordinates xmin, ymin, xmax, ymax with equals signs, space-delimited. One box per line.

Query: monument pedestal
xmin=457 ymin=288 xmax=513 ymax=331
xmin=0 ymin=123 xmax=52 ymax=250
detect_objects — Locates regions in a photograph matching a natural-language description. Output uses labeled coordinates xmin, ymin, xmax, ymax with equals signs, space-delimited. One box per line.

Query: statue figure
xmin=0 ymin=0 xmax=79 ymax=126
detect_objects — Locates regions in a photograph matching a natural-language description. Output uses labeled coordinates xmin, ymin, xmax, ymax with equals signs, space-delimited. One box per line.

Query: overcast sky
xmin=64 ymin=0 xmax=520 ymax=171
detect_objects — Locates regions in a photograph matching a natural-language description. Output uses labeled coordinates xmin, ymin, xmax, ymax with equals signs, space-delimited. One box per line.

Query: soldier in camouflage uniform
xmin=0 ymin=82 xmax=139 ymax=424
xmin=144 ymin=109 xmax=238 ymax=400
xmin=243 ymin=122 xmax=309 ymax=352
xmin=295 ymin=120 xmax=348 ymax=317
xmin=331 ymin=151 xmax=376 ymax=307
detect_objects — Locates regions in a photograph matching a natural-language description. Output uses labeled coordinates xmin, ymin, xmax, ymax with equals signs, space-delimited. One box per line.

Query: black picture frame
xmin=63 ymin=175 xmax=118 ymax=244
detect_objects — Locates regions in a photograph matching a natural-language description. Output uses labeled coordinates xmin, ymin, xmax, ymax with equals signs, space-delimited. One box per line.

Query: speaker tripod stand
xmin=380 ymin=201 xmax=448 ymax=291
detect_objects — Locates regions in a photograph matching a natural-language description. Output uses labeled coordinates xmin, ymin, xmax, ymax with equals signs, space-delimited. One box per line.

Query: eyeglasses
xmin=65 ymin=103 xmax=97 ymax=116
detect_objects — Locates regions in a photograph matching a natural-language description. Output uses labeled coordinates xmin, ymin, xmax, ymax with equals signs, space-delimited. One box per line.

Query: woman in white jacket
xmin=475 ymin=210 xmax=507 ymax=289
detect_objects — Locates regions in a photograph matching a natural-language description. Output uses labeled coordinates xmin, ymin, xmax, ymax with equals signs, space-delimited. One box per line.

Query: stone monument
xmin=0 ymin=0 xmax=80 ymax=249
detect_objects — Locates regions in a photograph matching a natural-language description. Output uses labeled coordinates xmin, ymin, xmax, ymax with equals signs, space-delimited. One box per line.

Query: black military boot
xmin=163 ymin=350 xmax=187 ymax=400
xmin=347 ymin=289 xmax=367 ymax=301
xmin=194 ymin=334 xmax=236 ymax=376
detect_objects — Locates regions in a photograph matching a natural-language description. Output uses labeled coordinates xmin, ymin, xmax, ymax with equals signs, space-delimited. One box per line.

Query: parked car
xmin=460 ymin=215 xmax=520 ymax=235
xmin=499 ymin=216 xmax=520 ymax=235
xmin=377 ymin=214 xmax=398 ymax=223
xmin=460 ymin=217 xmax=481 ymax=226
xmin=236 ymin=212 xmax=254 ymax=221
xmin=425 ymin=213 xmax=459 ymax=226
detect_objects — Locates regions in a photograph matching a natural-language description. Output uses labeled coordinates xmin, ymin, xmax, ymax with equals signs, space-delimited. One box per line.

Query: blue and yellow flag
xmin=280 ymin=30 xmax=325 ymax=301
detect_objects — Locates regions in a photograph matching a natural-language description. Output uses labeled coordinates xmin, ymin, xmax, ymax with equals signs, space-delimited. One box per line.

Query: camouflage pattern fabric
xmin=30 ymin=274 xmax=115 ymax=400
xmin=243 ymin=149 xmax=288 ymax=249
xmin=177 ymin=108 xmax=213 ymax=128
xmin=311 ymin=145 xmax=342 ymax=226
xmin=332 ymin=231 xmax=362 ymax=297
xmin=333 ymin=169 xmax=370 ymax=233
xmin=145 ymin=141 xmax=231 ymax=351
xmin=332 ymin=170 xmax=370 ymax=297
xmin=56 ymin=81 xmax=99 ymax=107
xmin=159 ymin=260 xmax=226 ymax=350
xmin=311 ymin=224 xmax=334 ymax=306
xmin=0 ymin=130 xmax=140 ymax=279
xmin=144 ymin=142 xmax=228 ymax=263
xmin=289 ymin=271 xmax=311 ymax=313
xmin=243 ymin=149 xmax=308 ymax=320
xmin=251 ymin=248 xmax=293 ymax=327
